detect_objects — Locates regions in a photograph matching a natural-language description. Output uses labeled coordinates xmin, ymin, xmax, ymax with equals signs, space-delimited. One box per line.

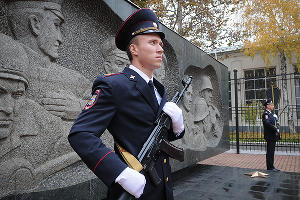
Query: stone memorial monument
xmin=0 ymin=0 xmax=229 ymax=199
xmin=193 ymin=74 xmax=223 ymax=147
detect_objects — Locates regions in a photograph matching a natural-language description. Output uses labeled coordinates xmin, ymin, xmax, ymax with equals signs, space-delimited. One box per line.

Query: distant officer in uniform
xmin=68 ymin=8 xmax=184 ymax=200
xmin=262 ymin=98 xmax=280 ymax=171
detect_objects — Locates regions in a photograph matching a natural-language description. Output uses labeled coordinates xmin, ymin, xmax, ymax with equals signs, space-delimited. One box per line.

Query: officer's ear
xmin=129 ymin=43 xmax=138 ymax=56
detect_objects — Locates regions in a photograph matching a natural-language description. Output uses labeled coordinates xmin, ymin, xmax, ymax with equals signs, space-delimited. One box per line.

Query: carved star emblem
xmin=244 ymin=171 xmax=269 ymax=178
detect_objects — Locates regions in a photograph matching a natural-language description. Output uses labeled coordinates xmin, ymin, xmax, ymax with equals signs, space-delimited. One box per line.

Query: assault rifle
xmin=108 ymin=76 xmax=192 ymax=200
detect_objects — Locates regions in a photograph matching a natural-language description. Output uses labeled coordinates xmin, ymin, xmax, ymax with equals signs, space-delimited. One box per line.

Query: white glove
xmin=273 ymin=113 xmax=278 ymax=120
xmin=115 ymin=167 xmax=146 ymax=198
xmin=163 ymin=102 xmax=184 ymax=135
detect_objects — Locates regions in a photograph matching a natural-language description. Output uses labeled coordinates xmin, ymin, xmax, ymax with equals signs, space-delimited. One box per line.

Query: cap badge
xmin=132 ymin=21 xmax=160 ymax=36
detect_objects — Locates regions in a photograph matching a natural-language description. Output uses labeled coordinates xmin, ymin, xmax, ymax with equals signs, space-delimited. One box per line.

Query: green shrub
xmin=241 ymin=101 xmax=264 ymax=125
xmin=230 ymin=132 xmax=300 ymax=143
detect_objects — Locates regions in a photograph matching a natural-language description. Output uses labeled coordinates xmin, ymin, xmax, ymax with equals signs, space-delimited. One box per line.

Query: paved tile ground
xmin=172 ymin=151 xmax=300 ymax=199
xmin=198 ymin=151 xmax=300 ymax=173
xmin=173 ymin=165 xmax=300 ymax=200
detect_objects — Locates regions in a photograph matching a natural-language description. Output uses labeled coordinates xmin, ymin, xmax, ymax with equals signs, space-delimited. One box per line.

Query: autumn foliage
xmin=131 ymin=0 xmax=236 ymax=51
xmin=235 ymin=0 xmax=300 ymax=70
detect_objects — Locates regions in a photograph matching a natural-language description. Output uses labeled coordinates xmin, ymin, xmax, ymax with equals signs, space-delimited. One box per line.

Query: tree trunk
xmin=280 ymin=51 xmax=295 ymax=133
xmin=176 ymin=0 xmax=183 ymax=35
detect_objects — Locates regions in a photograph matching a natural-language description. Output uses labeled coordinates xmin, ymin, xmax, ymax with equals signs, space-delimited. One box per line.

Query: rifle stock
xmin=160 ymin=139 xmax=184 ymax=162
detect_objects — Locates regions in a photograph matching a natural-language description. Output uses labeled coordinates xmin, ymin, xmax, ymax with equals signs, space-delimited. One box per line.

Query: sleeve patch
xmin=84 ymin=89 xmax=101 ymax=110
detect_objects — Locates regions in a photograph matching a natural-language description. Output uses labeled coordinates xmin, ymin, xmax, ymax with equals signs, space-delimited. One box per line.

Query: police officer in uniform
xmin=262 ymin=98 xmax=280 ymax=171
xmin=68 ymin=9 xmax=184 ymax=199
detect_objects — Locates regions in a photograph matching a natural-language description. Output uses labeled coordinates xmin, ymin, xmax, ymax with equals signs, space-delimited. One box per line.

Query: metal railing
xmin=229 ymin=70 xmax=300 ymax=153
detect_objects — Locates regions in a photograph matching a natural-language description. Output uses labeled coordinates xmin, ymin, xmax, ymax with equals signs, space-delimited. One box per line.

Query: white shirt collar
xmin=129 ymin=65 xmax=153 ymax=83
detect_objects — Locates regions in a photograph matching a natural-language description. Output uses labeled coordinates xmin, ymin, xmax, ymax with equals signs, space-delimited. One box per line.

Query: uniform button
xmin=164 ymin=159 xmax=167 ymax=164
xmin=166 ymin=177 xmax=168 ymax=182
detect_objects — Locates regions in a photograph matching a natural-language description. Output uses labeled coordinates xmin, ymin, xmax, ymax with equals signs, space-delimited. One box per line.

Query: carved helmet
xmin=6 ymin=0 xmax=65 ymax=22
xmin=0 ymin=33 xmax=29 ymax=88
xmin=6 ymin=0 xmax=64 ymax=6
xmin=199 ymin=75 xmax=213 ymax=92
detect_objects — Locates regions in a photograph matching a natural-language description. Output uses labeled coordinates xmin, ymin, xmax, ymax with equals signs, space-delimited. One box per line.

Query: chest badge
xmin=130 ymin=75 xmax=135 ymax=80
xmin=265 ymin=115 xmax=268 ymax=119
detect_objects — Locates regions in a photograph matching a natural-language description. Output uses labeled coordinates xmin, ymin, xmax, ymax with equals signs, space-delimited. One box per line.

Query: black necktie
xmin=148 ymin=80 xmax=159 ymax=112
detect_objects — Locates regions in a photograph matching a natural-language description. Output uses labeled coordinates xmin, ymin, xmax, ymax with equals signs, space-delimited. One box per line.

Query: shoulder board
xmin=103 ymin=72 xmax=123 ymax=78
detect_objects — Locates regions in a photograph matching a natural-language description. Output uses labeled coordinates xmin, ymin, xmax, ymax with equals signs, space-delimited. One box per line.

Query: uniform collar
xmin=266 ymin=109 xmax=272 ymax=113
xmin=123 ymin=66 xmax=167 ymax=116
xmin=129 ymin=65 xmax=153 ymax=83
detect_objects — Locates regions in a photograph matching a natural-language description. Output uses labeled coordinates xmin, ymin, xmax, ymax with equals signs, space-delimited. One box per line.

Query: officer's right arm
xmin=68 ymin=78 xmax=127 ymax=186
xmin=262 ymin=113 xmax=277 ymax=131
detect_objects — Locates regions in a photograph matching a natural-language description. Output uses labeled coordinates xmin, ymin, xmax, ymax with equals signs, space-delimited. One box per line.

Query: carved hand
xmin=41 ymin=90 xmax=82 ymax=120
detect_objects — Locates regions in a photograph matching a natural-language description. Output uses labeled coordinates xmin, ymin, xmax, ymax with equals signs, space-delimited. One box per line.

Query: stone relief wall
xmin=0 ymin=0 xmax=227 ymax=198
xmin=0 ymin=1 xmax=90 ymax=196
xmin=173 ymin=66 xmax=224 ymax=152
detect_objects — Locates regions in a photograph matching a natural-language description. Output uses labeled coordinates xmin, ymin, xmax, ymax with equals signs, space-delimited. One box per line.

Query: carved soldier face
xmin=183 ymin=85 xmax=193 ymax=111
xmin=104 ymin=49 xmax=130 ymax=74
xmin=201 ymin=89 xmax=213 ymax=105
xmin=0 ymin=78 xmax=26 ymax=156
xmin=36 ymin=10 xmax=63 ymax=60
xmin=153 ymin=54 xmax=166 ymax=82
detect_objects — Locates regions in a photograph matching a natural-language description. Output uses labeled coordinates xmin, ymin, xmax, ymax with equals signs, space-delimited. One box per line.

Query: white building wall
xmin=214 ymin=49 xmax=299 ymax=132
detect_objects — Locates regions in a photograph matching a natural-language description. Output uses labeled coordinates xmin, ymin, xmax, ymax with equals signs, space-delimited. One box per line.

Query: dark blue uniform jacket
xmin=262 ymin=110 xmax=279 ymax=141
xmin=68 ymin=67 xmax=184 ymax=200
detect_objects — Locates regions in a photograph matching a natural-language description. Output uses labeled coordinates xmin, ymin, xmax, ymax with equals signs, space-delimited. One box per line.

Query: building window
xmin=228 ymin=72 xmax=232 ymax=120
xmin=244 ymin=68 xmax=276 ymax=104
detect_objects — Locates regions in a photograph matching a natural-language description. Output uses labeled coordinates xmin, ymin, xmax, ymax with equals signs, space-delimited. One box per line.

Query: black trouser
xmin=266 ymin=140 xmax=276 ymax=170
